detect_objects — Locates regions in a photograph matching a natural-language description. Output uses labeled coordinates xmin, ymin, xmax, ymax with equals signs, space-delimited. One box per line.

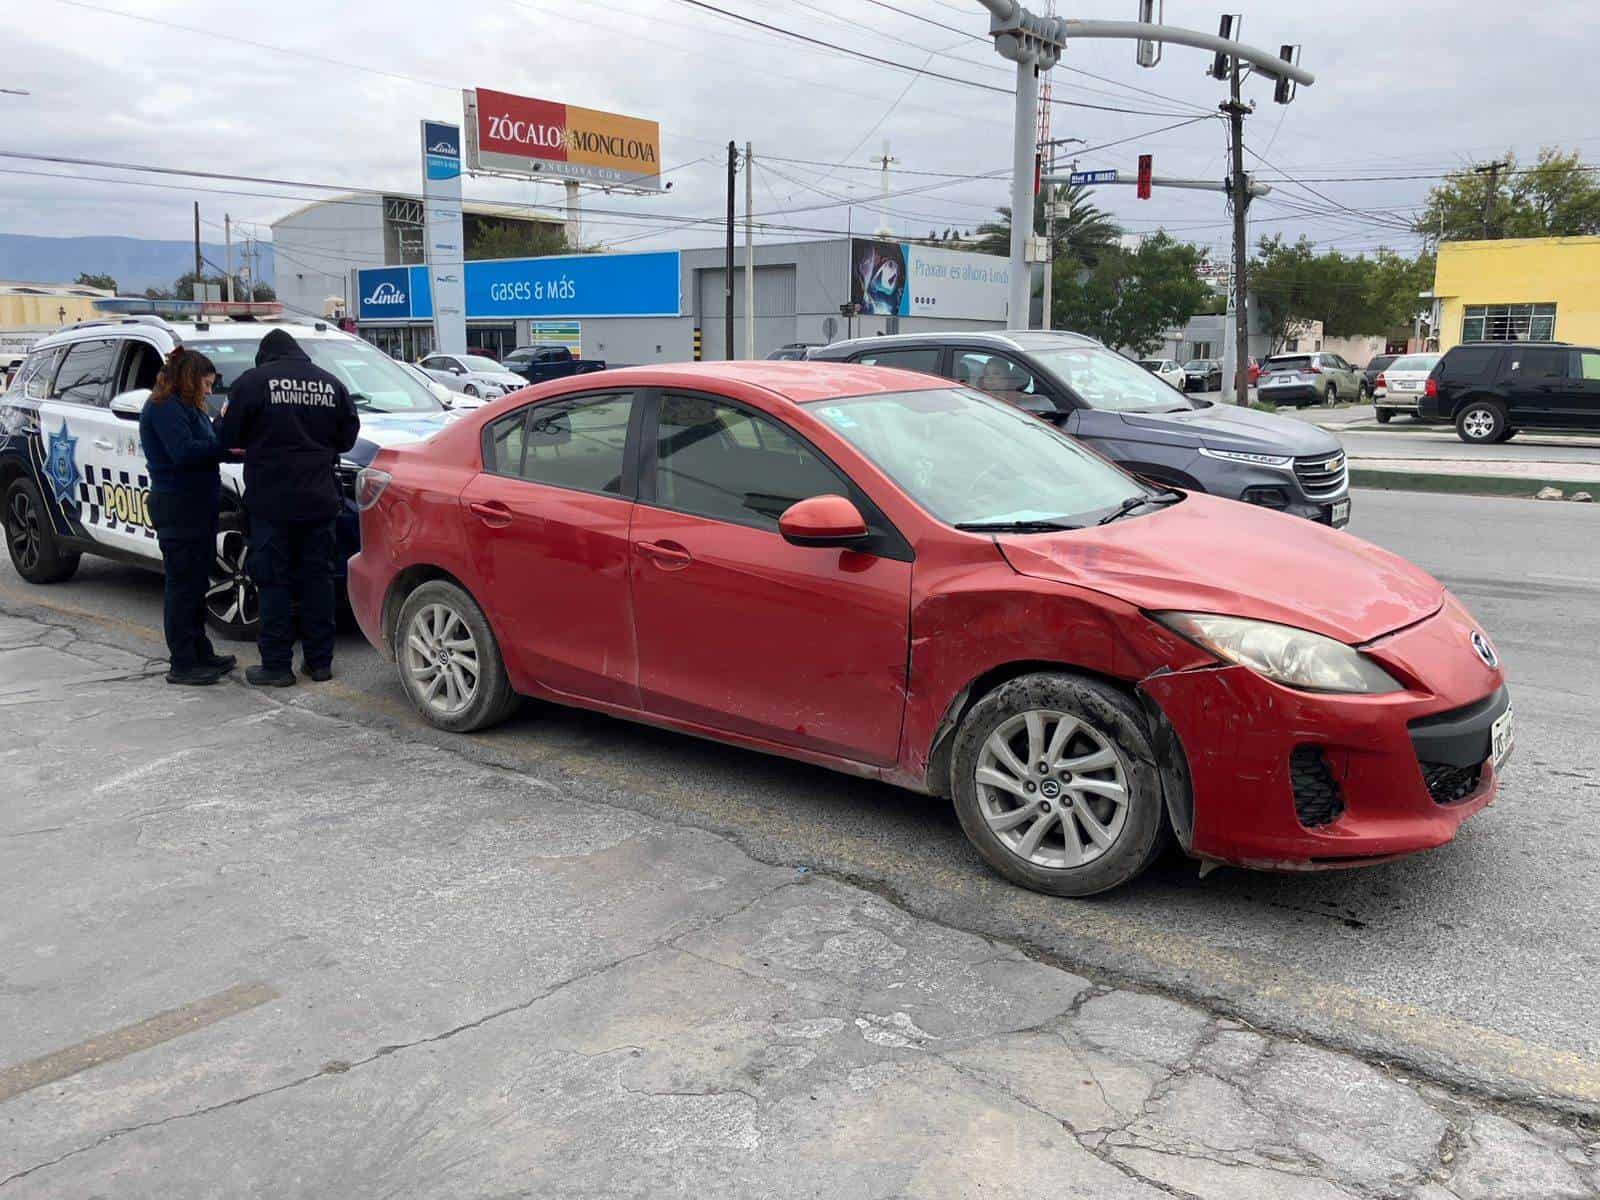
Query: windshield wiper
xmin=1096 ymin=488 xmax=1183 ymax=526
xmin=955 ymin=519 xmax=1083 ymax=533
xmin=349 ymin=392 xmax=378 ymax=411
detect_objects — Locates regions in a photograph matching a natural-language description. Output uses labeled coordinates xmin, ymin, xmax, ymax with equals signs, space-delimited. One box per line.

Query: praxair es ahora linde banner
xmin=849 ymin=238 xmax=1012 ymax=322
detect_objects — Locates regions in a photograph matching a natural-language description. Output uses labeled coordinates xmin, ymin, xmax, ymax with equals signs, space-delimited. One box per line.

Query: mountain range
xmin=0 ymin=232 xmax=276 ymax=293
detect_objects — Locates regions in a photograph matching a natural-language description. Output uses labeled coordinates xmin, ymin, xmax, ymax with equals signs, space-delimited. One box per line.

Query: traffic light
xmin=1137 ymin=155 xmax=1153 ymax=200
xmin=1273 ymin=44 xmax=1302 ymax=104
xmin=1210 ymin=15 xmax=1236 ymax=79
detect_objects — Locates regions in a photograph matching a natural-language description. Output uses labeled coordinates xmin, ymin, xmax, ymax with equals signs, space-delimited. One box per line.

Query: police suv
xmin=1 ymin=301 xmax=456 ymax=640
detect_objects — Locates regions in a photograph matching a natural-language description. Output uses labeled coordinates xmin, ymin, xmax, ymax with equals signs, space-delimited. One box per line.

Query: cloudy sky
xmin=2 ymin=0 xmax=1595 ymax=266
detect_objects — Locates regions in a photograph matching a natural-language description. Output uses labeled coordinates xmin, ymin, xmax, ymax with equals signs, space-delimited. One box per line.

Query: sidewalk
xmin=1 ymin=607 xmax=1594 ymax=1198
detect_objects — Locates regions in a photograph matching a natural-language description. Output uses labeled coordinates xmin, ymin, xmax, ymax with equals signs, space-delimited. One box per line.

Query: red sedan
xmin=348 ymin=363 xmax=1512 ymax=895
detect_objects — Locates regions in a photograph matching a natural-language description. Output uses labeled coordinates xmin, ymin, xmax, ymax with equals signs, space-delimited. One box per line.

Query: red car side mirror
xmin=778 ymin=495 xmax=869 ymax=548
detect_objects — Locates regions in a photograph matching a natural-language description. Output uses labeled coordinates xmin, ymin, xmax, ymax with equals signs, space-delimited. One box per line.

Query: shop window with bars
xmin=1461 ymin=303 xmax=1556 ymax=343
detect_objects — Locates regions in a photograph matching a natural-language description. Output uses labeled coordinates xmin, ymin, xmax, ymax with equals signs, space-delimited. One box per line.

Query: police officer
xmin=219 ymin=329 xmax=359 ymax=687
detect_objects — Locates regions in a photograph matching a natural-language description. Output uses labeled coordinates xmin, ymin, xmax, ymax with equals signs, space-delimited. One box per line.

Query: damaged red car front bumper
xmin=1138 ymin=601 xmax=1509 ymax=869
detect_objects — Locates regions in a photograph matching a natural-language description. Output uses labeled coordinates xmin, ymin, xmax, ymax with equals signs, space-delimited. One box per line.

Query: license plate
xmin=1393 ymin=381 xmax=1420 ymax=392
xmin=1491 ymin=707 xmax=1514 ymax=772
xmin=1264 ymin=375 xmax=1296 ymax=386
xmin=1330 ymin=498 xmax=1350 ymax=526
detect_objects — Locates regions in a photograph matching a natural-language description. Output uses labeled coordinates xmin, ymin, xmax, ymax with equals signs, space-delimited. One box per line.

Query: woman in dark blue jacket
xmin=139 ymin=348 xmax=236 ymax=685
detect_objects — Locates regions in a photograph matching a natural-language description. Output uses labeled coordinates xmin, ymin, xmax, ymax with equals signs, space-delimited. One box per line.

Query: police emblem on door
xmin=44 ymin=419 xmax=80 ymax=506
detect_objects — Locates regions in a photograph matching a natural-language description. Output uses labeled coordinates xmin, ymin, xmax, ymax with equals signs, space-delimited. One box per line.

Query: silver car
xmin=1257 ymin=352 xmax=1362 ymax=408
xmin=1137 ymin=357 xmax=1187 ymax=390
xmin=417 ymin=353 xmax=525 ymax=400
xmin=1372 ymin=352 xmax=1441 ymax=424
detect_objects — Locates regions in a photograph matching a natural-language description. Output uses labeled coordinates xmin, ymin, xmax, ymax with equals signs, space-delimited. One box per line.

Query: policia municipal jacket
xmin=219 ymin=329 xmax=360 ymax=523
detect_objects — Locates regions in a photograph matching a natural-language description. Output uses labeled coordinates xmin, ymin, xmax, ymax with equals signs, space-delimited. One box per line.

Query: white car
xmin=417 ymin=352 xmax=525 ymax=400
xmin=1372 ymin=352 xmax=1442 ymax=424
xmin=1 ymin=303 xmax=453 ymax=641
xmin=397 ymin=360 xmax=457 ymax=406
xmin=1136 ymin=358 xmax=1187 ymax=391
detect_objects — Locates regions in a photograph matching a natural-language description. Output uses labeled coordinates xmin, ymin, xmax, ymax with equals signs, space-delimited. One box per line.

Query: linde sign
xmin=364 ymin=282 xmax=406 ymax=307
xmin=465 ymin=87 xmax=662 ymax=190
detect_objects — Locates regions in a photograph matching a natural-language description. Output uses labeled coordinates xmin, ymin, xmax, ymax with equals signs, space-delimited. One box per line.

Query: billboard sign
xmin=849 ymin=239 xmax=1011 ymax=322
xmin=354 ymin=252 xmax=678 ymax=324
xmin=465 ymin=88 xmax=662 ymax=190
xmin=421 ymin=119 xmax=467 ymax=354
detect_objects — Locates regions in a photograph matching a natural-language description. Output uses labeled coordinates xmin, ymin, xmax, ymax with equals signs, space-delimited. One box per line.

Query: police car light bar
xmin=91 ymin=298 xmax=284 ymax=319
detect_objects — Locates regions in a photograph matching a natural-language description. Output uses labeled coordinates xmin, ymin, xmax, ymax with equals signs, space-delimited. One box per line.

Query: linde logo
xmin=485 ymin=114 xmax=566 ymax=149
xmin=363 ymin=281 xmax=406 ymax=306
xmin=427 ymin=139 xmax=458 ymax=156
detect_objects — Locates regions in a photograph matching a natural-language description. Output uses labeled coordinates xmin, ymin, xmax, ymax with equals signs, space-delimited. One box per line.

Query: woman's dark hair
xmin=150 ymin=347 xmax=217 ymax=409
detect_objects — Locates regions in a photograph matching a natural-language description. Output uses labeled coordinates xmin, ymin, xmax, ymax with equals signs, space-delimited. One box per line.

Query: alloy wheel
xmin=974 ymin=709 xmax=1131 ymax=870
xmin=404 ymin=603 xmax=481 ymax=717
xmin=1462 ymin=409 xmax=1496 ymax=440
xmin=206 ymin=528 xmax=259 ymax=628
xmin=7 ymin=489 xmax=41 ymax=573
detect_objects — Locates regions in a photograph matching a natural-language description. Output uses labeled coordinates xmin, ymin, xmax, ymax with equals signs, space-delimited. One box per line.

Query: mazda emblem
xmin=1471 ymin=631 xmax=1498 ymax=669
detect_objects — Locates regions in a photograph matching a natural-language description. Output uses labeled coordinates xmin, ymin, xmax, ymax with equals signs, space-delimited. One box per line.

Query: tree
xmin=1250 ymin=236 xmax=1436 ymax=351
xmin=251 ymin=282 xmax=276 ymax=302
xmin=143 ymin=285 xmax=175 ymax=300
xmin=465 ymin=217 xmax=567 ymax=261
xmin=1051 ymin=232 xmax=1211 ymax=354
xmin=74 ymin=272 xmax=117 ymax=293
xmin=1414 ymin=148 xmax=1600 ymax=243
xmin=172 ymin=271 xmax=228 ymax=301
xmin=971 ymin=184 xmax=1118 ymax=267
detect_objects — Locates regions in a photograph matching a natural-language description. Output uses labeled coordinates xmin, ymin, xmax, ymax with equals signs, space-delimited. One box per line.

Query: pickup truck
xmin=503 ymin=345 xmax=608 ymax=384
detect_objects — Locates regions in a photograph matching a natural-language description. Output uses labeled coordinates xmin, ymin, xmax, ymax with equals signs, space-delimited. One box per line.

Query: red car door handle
xmin=469 ymin=500 xmax=514 ymax=528
xmin=636 ymin=539 xmax=692 ymax=569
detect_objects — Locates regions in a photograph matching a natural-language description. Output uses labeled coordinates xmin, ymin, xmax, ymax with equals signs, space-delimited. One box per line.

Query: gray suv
xmin=810 ymin=331 xmax=1350 ymax=526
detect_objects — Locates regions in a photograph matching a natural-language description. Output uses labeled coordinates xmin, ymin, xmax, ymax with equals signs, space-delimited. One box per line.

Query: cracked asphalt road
xmin=1 ymin=489 xmax=1598 ymax=1120
xmin=1 ymin=607 xmax=1595 ymax=1197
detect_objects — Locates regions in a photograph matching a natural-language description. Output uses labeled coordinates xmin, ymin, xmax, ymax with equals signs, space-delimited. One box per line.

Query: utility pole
xmin=224 ymin=214 xmax=235 ymax=303
xmin=744 ymin=141 xmax=755 ymax=359
xmin=192 ymin=201 xmax=202 ymax=300
xmin=1223 ymin=59 xmax=1254 ymax=408
xmin=1039 ymin=139 xmax=1084 ymax=332
xmin=725 ymin=141 xmax=738 ymax=361
xmin=870 ymin=141 xmax=898 ymax=236
xmin=1475 ymin=160 xmax=1510 ymax=240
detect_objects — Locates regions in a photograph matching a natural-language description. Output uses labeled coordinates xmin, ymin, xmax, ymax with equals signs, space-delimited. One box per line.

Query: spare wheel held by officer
xmin=219 ymin=329 xmax=359 ymax=687
xmin=139 ymin=348 xmax=237 ymax=686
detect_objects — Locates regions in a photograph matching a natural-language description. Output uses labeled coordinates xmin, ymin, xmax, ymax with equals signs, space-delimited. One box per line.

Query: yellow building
xmin=0 ymin=279 xmax=114 ymax=361
xmin=1432 ymin=236 xmax=1600 ymax=351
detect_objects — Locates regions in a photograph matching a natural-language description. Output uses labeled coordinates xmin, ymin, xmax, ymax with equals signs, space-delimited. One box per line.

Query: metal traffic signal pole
xmin=975 ymin=2 xmax=1314 ymax=338
xmin=1226 ymin=57 xmax=1251 ymax=407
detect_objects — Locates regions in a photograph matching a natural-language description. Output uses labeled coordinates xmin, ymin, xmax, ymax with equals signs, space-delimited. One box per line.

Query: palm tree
xmin=972 ymin=184 xmax=1119 ymax=266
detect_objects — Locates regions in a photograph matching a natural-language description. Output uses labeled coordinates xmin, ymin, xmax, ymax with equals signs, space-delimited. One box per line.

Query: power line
xmin=667 ymin=0 xmax=1203 ymax=117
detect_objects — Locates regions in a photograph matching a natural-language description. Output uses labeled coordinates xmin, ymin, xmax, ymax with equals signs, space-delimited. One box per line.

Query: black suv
xmin=810 ymin=331 xmax=1351 ymax=526
xmin=1421 ymin=342 xmax=1600 ymax=443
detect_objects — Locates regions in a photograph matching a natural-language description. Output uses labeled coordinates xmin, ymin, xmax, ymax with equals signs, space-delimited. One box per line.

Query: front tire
xmin=395 ymin=580 xmax=518 ymax=733
xmin=1325 ymin=384 xmax=1338 ymax=407
xmin=463 ymin=385 xmax=479 ymax=398
xmin=5 ymin=477 xmax=79 ymax=584
xmin=1375 ymin=407 xmax=1393 ymax=424
xmin=1456 ymin=400 xmax=1507 ymax=444
xmin=950 ymin=673 xmax=1166 ymax=897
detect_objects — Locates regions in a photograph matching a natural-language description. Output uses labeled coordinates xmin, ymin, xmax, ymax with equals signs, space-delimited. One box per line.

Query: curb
xmin=1351 ymin=469 xmax=1599 ymax=500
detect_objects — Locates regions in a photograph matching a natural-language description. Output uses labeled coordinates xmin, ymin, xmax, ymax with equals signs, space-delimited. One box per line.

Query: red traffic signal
xmin=1137 ymin=154 xmax=1153 ymax=200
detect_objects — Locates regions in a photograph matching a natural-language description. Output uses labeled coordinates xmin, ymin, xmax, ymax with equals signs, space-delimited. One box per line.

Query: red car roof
xmin=576 ymin=361 xmax=946 ymax=405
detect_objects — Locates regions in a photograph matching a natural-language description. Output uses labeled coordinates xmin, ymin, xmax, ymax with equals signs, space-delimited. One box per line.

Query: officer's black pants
xmin=247 ymin=517 xmax=337 ymax=673
xmin=151 ymin=492 xmax=218 ymax=673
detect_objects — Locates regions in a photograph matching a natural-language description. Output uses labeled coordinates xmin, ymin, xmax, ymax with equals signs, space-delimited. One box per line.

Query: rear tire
xmin=1375 ymin=407 xmax=1393 ymax=424
xmin=1456 ymin=400 xmax=1507 ymax=444
xmin=395 ymin=580 xmax=518 ymax=733
xmin=1324 ymin=384 xmax=1338 ymax=407
xmin=950 ymin=673 xmax=1166 ymax=897
xmin=463 ymin=385 xmax=479 ymax=398
xmin=5 ymin=477 xmax=80 ymax=584
xmin=204 ymin=516 xmax=260 ymax=642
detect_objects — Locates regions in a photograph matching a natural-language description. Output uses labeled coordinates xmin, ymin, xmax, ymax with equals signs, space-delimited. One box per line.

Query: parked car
xmin=1420 ymin=341 xmax=1600 ymax=443
xmin=348 ymin=362 xmax=1510 ymax=897
xmin=397 ymin=360 xmax=458 ymax=406
xmin=419 ymin=353 xmax=526 ymax=400
xmin=1257 ymin=352 xmax=1362 ymax=407
xmin=1137 ymin=357 xmax=1187 ymax=390
xmin=1247 ymin=356 xmax=1261 ymax=386
xmin=502 ymin=345 xmax=607 ymax=384
xmin=1181 ymin=358 xmax=1222 ymax=392
xmin=2 ymin=304 xmax=452 ymax=640
xmin=1361 ymin=353 xmax=1401 ymax=402
xmin=810 ymin=331 xmax=1350 ymax=526
xmin=1372 ymin=353 xmax=1441 ymax=424
xmin=767 ymin=343 xmax=820 ymax=361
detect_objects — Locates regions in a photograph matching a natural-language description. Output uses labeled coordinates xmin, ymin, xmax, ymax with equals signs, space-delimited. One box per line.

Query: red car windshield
xmin=810 ymin=388 xmax=1140 ymax=527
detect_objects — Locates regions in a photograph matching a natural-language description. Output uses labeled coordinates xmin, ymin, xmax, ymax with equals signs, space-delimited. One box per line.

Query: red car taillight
xmin=355 ymin=467 xmax=392 ymax=511
xmin=1374 ymin=372 xmax=1387 ymax=388
xmin=1425 ymin=377 xmax=1439 ymax=398
xmin=1306 ymin=365 xmax=1323 ymax=374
